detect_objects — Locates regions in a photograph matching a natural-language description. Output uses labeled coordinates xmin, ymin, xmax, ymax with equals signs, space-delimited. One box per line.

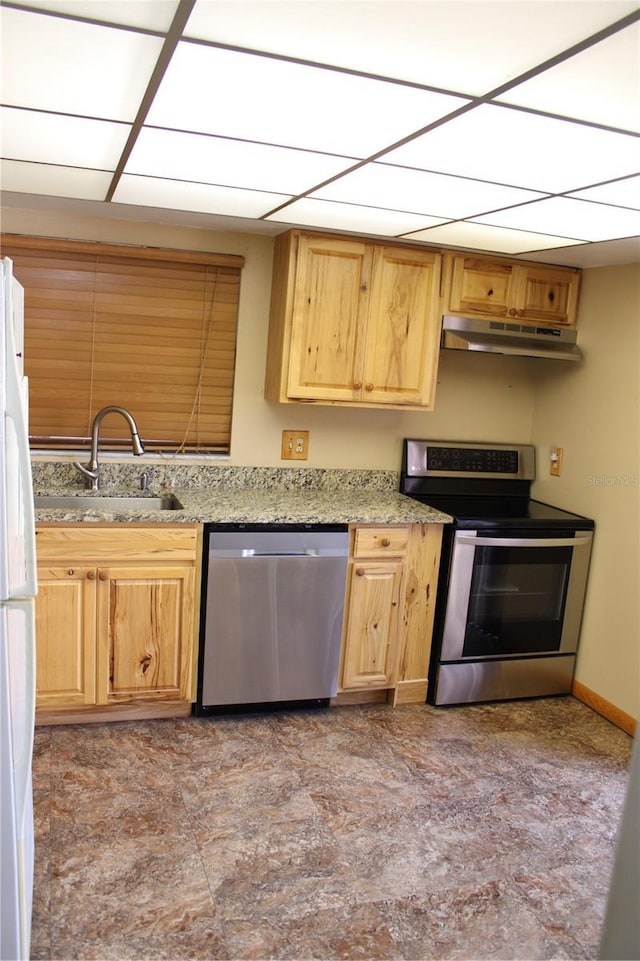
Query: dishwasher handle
xmin=210 ymin=548 xmax=349 ymax=558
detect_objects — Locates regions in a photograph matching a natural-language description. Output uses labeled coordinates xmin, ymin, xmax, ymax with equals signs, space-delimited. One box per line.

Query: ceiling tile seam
xmin=486 ymin=99 xmax=640 ymax=140
xmin=0 ymin=103 xmax=133 ymax=126
xmin=258 ymin=99 xmax=488 ymax=221
xmin=116 ymin=170 xmax=293 ymax=201
xmin=0 ymin=0 xmax=171 ymax=38
xmin=399 ymin=219 xmax=590 ymax=244
xmin=138 ymin=124 xmax=361 ymax=164
xmin=479 ymin=8 xmax=640 ymax=102
xmin=104 ymin=0 xmax=196 ymax=203
xmin=177 ymin=34 xmax=475 ymax=102
xmin=179 ymin=9 xmax=640 ymax=112
xmin=372 ymin=161 xmax=640 ymax=208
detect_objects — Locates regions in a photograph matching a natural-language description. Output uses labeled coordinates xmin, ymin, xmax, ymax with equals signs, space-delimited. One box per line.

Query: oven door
xmin=441 ymin=529 xmax=593 ymax=661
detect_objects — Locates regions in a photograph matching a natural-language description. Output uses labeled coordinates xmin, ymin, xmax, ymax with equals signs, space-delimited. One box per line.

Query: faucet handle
xmin=73 ymin=460 xmax=100 ymax=491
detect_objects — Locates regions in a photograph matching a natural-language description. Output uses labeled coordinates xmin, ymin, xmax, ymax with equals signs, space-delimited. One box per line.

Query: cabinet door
xmin=96 ymin=563 xmax=195 ymax=703
xmin=35 ymin=565 xmax=97 ymax=707
xmin=287 ymin=236 xmax=371 ymax=400
xmin=448 ymin=256 xmax=515 ymax=318
xmin=363 ymin=247 xmax=441 ymax=407
xmin=341 ymin=561 xmax=403 ymax=689
xmin=515 ymin=264 xmax=580 ymax=325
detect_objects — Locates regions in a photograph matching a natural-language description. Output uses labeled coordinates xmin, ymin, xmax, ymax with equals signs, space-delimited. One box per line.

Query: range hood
xmin=441 ymin=315 xmax=582 ymax=361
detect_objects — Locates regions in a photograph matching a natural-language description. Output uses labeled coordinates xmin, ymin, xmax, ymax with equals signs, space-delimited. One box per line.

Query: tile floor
xmin=31 ymin=696 xmax=632 ymax=960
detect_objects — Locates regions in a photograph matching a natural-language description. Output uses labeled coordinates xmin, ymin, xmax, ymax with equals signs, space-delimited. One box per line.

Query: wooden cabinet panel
xmin=516 ymin=265 xmax=580 ymax=324
xmin=363 ymin=247 xmax=441 ymax=406
xmin=446 ymin=254 xmax=580 ymax=327
xmin=265 ymin=231 xmax=442 ymax=410
xmin=35 ymin=565 xmax=96 ymax=706
xmin=339 ymin=523 xmax=444 ymax=704
xmin=287 ymin=236 xmax=369 ymax=401
xmin=341 ymin=561 xmax=403 ymax=689
xmin=35 ymin=525 xmax=200 ymax=719
xmin=449 ymin=257 xmax=514 ymax=317
xmin=353 ymin=526 xmax=409 ymax=557
xmin=97 ymin=564 xmax=194 ymax=702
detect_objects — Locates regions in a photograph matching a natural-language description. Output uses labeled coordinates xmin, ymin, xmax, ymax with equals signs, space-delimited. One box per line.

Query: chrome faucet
xmin=73 ymin=406 xmax=145 ymax=491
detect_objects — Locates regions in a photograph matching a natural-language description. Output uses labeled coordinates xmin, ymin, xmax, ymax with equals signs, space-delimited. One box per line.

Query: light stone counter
xmin=32 ymin=463 xmax=452 ymax=525
xmin=34 ymin=487 xmax=451 ymax=525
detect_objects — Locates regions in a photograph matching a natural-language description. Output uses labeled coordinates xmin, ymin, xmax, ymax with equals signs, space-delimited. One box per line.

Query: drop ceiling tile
xmin=113 ymin=175 xmax=290 ymax=218
xmin=146 ymin=42 xmax=466 ymax=157
xmin=569 ymin=175 xmax=640 ymax=209
xmin=0 ymin=107 xmax=131 ymax=169
xmin=0 ymin=8 xmax=164 ymax=122
xmin=0 ymin=160 xmax=112 ymax=201
xmin=126 ymin=128 xmax=356 ymax=195
xmin=312 ymin=162 xmax=547 ymax=219
xmin=185 ymin=0 xmax=640 ymax=95
xmin=9 ymin=0 xmax=180 ymax=30
xmin=401 ymin=221 xmax=587 ymax=254
xmin=384 ymin=104 xmax=640 ymax=193
xmin=497 ymin=22 xmax=640 ymax=132
xmin=479 ymin=196 xmax=640 ymax=241
xmin=267 ymin=198 xmax=447 ymax=234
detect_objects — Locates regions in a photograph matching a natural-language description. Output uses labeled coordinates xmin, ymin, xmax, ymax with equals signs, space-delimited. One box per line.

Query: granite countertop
xmin=32 ymin=463 xmax=452 ymax=526
xmin=34 ymin=487 xmax=451 ymax=525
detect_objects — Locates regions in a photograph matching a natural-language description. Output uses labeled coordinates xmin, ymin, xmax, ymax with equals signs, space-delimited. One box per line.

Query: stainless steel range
xmin=400 ymin=440 xmax=594 ymax=706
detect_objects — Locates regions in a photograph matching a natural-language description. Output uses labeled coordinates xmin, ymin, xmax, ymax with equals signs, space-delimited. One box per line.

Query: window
xmin=1 ymin=234 xmax=244 ymax=454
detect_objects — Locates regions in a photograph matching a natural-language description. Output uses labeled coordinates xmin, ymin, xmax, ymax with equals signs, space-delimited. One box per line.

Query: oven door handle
xmin=457 ymin=534 xmax=592 ymax=548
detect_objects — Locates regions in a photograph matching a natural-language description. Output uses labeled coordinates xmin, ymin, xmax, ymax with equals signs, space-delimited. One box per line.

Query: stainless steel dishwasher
xmin=194 ymin=526 xmax=349 ymax=714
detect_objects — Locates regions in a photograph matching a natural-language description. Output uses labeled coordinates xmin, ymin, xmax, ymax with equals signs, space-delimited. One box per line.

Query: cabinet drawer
xmin=353 ymin=527 xmax=409 ymax=557
xmin=36 ymin=526 xmax=199 ymax=562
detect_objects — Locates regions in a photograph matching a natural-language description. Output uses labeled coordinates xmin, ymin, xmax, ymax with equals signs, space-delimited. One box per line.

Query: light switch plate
xmin=550 ymin=447 xmax=563 ymax=476
xmin=281 ymin=430 xmax=309 ymax=460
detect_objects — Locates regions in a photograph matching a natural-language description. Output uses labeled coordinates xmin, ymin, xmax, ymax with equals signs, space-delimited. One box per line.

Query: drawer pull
xmin=353 ymin=381 xmax=362 ymax=390
xmin=98 ymin=570 xmax=108 ymax=581
xmin=355 ymin=567 xmax=365 ymax=577
xmin=86 ymin=570 xmax=96 ymax=580
xmin=380 ymin=537 xmax=391 ymax=547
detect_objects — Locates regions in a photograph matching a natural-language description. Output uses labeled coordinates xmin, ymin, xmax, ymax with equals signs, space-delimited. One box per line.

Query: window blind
xmin=1 ymin=235 xmax=244 ymax=454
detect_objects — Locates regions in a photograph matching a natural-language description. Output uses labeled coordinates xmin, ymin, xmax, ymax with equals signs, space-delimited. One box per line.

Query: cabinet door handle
xmin=98 ymin=570 xmax=108 ymax=581
xmin=355 ymin=567 xmax=365 ymax=577
xmin=365 ymin=383 xmax=374 ymax=392
xmin=353 ymin=381 xmax=362 ymax=390
xmin=380 ymin=537 xmax=391 ymax=547
xmin=86 ymin=570 xmax=96 ymax=580
xmin=508 ymin=308 xmax=518 ymax=317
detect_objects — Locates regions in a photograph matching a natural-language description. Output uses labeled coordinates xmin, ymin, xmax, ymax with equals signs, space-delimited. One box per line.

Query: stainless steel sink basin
xmin=34 ymin=494 xmax=183 ymax=511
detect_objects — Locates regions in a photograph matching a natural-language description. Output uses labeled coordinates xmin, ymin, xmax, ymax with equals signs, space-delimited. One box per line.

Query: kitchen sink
xmin=34 ymin=494 xmax=183 ymax=511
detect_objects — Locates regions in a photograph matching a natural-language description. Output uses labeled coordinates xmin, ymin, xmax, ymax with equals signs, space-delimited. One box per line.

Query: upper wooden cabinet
xmin=445 ymin=253 xmax=580 ymax=327
xmin=265 ymin=231 xmax=443 ymax=410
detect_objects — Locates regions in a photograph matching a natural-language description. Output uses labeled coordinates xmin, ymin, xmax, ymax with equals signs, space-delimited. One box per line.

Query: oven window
xmin=463 ymin=545 xmax=572 ymax=657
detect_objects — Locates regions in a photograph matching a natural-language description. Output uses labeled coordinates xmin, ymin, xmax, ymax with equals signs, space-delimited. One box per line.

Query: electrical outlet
xmin=550 ymin=447 xmax=563 ymax=477
xmin=281 ymin=430 xmax=309 ymax=460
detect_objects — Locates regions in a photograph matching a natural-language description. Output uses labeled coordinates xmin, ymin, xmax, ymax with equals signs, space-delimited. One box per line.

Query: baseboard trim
xmin=331 ymin=689 xmax=388 ymax=706
xmin=35 ymin=700 xmax=193 ymax=726
xmin=571 ymin=680 xmax=636 ymax=736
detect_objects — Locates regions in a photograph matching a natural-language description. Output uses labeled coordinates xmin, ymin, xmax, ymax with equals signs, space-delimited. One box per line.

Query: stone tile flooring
xmin=31 ymin=697 xmax=632 ymax=960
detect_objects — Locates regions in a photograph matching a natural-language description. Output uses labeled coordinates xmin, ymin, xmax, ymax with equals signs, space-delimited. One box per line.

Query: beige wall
xmin=9 ymin=204 xmax=637 ymax=717
xmin=531 ymin=264 xmax=640 ymax=720
xmin=5 ymin=206 xmax=536 ymax=468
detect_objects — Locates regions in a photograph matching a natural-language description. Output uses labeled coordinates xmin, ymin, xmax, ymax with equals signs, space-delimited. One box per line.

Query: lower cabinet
xmin=339 ymin=523 xmax=443 ymax=704
xmin=34 ymin=526 xmax=201 ymax=722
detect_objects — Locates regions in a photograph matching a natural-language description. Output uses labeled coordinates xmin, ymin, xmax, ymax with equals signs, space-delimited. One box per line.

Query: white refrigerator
xmin=0 ymin=257 xmax=37 ymax=961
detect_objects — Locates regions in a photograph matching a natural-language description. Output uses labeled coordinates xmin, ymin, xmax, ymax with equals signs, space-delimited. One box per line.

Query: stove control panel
xmin=427 ymin=447 xmax=519 ymax=473
xmin=404 ymin=440 xmax=536 ymax=480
